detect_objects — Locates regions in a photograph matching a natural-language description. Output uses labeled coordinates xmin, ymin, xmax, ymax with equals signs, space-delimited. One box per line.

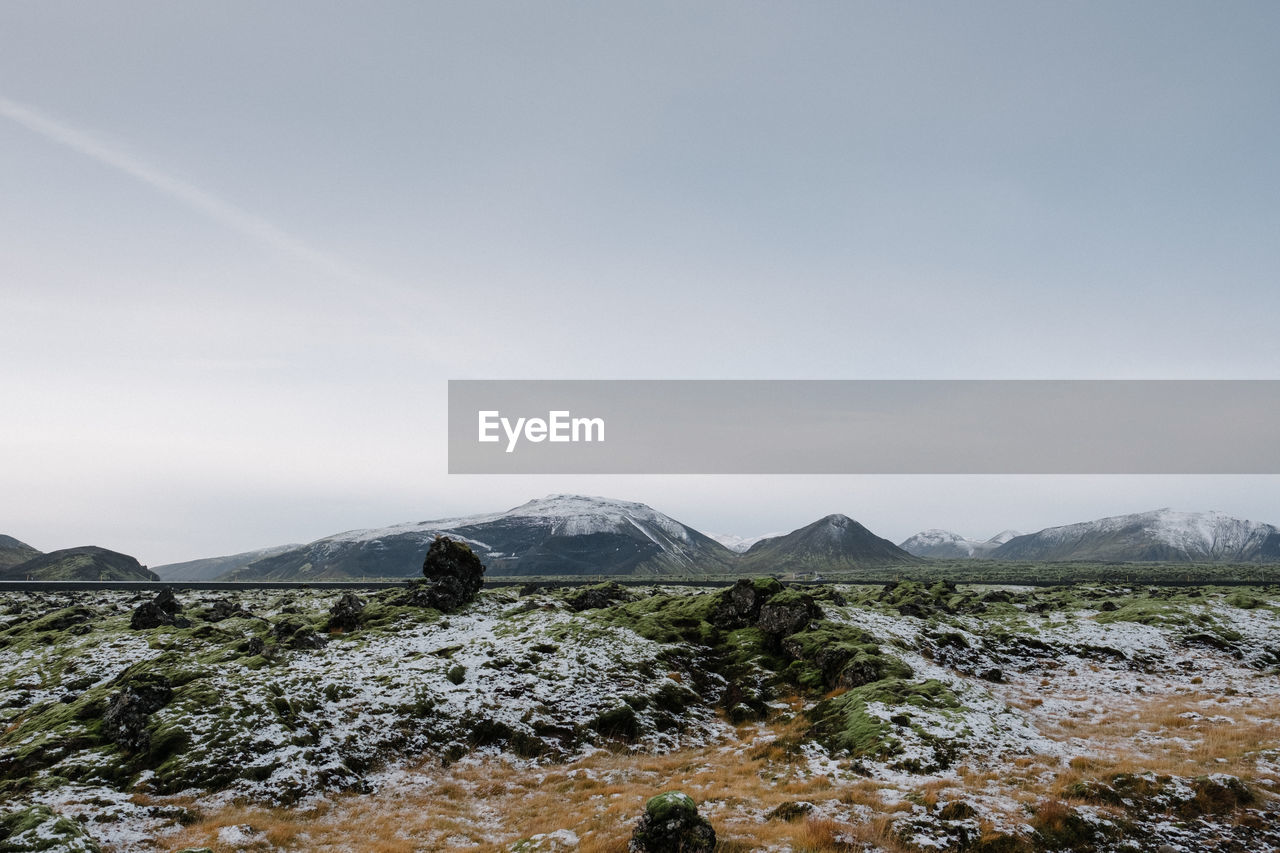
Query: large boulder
xmin=326 ymin=592 xmax=365 ymax=632
xmin=710 ymin=577 xmax=783 ymax=628
xmin=756 ymin=589 xmax=822 ymax=637
xmin=269 ymin=615 xmax=327 ymax=650
xmin=629 ymin=791 xmax=716 ymax=852
xmin=131 ymin=588 xmax=189 ymax=630
xmin=395 ymin=536 xmax=485 ymax=612
xmin=103 ymin=678 xmax=173 ymax=753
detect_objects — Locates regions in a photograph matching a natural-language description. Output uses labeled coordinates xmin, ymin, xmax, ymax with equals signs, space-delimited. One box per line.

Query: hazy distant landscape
xmin=9 ymin=495 xmax=1277 ymax=586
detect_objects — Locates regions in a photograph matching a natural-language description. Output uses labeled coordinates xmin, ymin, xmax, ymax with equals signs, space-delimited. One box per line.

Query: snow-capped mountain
xmin=153 ymin=543 xmax=303 ymax=581
xmin=705 ymin=531 xmax=788 ymax=553
xmin=991 ymin=509 xmax=1280 ymax=563
xmin=229 ymin=495 xmax=737 ymax=580
xmin=900 ymin=529 xmax=1022 ymax=559
xmin=738 ymin=514 xmax=918 ymax=573
xmin=988 ymin=530 xmax=1021 ymax=545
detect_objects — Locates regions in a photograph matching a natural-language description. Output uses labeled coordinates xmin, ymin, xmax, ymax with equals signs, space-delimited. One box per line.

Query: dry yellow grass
xmin=154 ymin=716 xmax=921 ymax=853
xmin=144 ymin=688 xmax=1280 ymax=853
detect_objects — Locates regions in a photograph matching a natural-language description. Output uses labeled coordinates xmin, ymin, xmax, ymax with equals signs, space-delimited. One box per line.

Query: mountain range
xmin=6 ymin=499 xmax=1280 ymax=584
xmin=987 ymin=509 xmax=1280 ymax=563
xmin=900 ymin=509 xmax=1280 ymax=564
xmin=214 ymin=497 xmax=920 ymax=581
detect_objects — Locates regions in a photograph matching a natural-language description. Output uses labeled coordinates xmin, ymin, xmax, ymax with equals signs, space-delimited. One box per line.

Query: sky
xmin=2 ymin=2 xmax=1279 ymax=566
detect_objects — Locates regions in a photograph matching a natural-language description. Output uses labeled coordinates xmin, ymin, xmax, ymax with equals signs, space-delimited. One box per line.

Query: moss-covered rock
xmin=564 ymin=582 xmax=633 ymax=612
xmin=629 ymin=791 xmax=715 ymax=853
xmin=395 ymin=535 xmax=485 ymax=612
xmin=808 ymin=678 xmax=958 ymax=759
xmin=325 ymin=592 xmax=365 ymax=632
xmin=590 ymin=704 xmax=640 ymax=741
xmin=0 ymin=805 xmax=102 ymax=852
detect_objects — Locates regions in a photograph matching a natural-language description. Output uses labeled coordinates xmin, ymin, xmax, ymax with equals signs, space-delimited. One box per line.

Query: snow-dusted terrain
xmin=2 ymin=580 xmax=1278 ymax=851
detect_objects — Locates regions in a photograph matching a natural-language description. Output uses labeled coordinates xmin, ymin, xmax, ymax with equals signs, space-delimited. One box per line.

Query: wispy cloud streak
xmin=0 ymin=94 xmax=366 ymax=284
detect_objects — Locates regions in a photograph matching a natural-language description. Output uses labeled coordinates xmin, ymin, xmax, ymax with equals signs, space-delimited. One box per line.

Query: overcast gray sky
xmin=3 ymin=2 xmax=1278 ymax=565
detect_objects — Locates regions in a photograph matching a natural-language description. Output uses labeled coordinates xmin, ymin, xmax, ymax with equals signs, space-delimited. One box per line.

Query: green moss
xmin=808 ymin=678 xmax=958 ymax=758
xmin=721 ymin=627 xmax=785 ymax=670
xmin=1224 ymin=590 xmax=1272 ymax=611
xmin=645 ymin=790 xmax=698 ymax=822
xmin=601 ymin=593 xmax=721 ymax=645
xmin=781 ymin=623 xmax=910 ymax=690
xmin=762 ymin=587 xmax=810 ymax=608
xmin=1093 ymin=598 xmax=1192 ymax=626
xmin=359 ymin=596 xmax=442 ymax=632
xmin=751 ymin=577 xmax=784 ymax=597
xmin=0 ymin=804 xmax=102 ymax=852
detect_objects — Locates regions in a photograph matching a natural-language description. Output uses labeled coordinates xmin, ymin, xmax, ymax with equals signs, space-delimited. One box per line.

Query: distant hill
xmin=0 ymin=535 xmax=41 ymax=572
xmin=738 ymin=514 xmax=919 ymax=574
xmin=991 ymin=509 xmax=1280 ymax=563
xmin=900 ymin=529 xmax=1021 ymax=559
xmin=1 ymin=546 xmax=159 ymax=581
xmin=227 ymin=495 xmax=738 ymax=580
xmin=153 ymin=544 xmax=302 ymax=581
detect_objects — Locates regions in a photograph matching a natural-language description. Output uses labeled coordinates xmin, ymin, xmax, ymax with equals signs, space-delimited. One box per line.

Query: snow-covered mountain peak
xmin=903 ymin=529 xmax=968 ymax=546
xmin=324 ymin=494 xmax=695 ymax=546
xmin=995 ymin=508 xmax=1280 ymax=562
xmin=706 ymin=531 xmax=787 ymax=553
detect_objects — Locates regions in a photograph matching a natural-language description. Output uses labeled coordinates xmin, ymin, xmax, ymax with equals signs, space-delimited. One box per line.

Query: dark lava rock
xmin=269 ymin=616 xmax=327 ymax=650
xmin=155 ymin=587 xmax=182 ymax=614
xmin=131 ymin=589 xmax=190 ymax=630
xmin=103 ymin=678 xmax=173 ymax=753
xmin=757 ymin=590 xmax=821 ymax=636
xmin=201 ymin=598 xmax=253 ymax=622
xmin=629 ymin=791 xmax=716 ymax=853
xmin=711 ymin=577 xmax=782 ymax=629
xmin=590 ymin=704 xmax=640 ymax=741
xmin=395 ymin=535 xmax=486 ymax=612
xmin=326 ymin=592 xmax=365 ymax=632
xmin=1099 ymin=600 xmax=1119 ymax=612
xmin=565 ymin=582 xmax=633 ymax=612
xmin=835 ymin=655 xmax=889 ymax=689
